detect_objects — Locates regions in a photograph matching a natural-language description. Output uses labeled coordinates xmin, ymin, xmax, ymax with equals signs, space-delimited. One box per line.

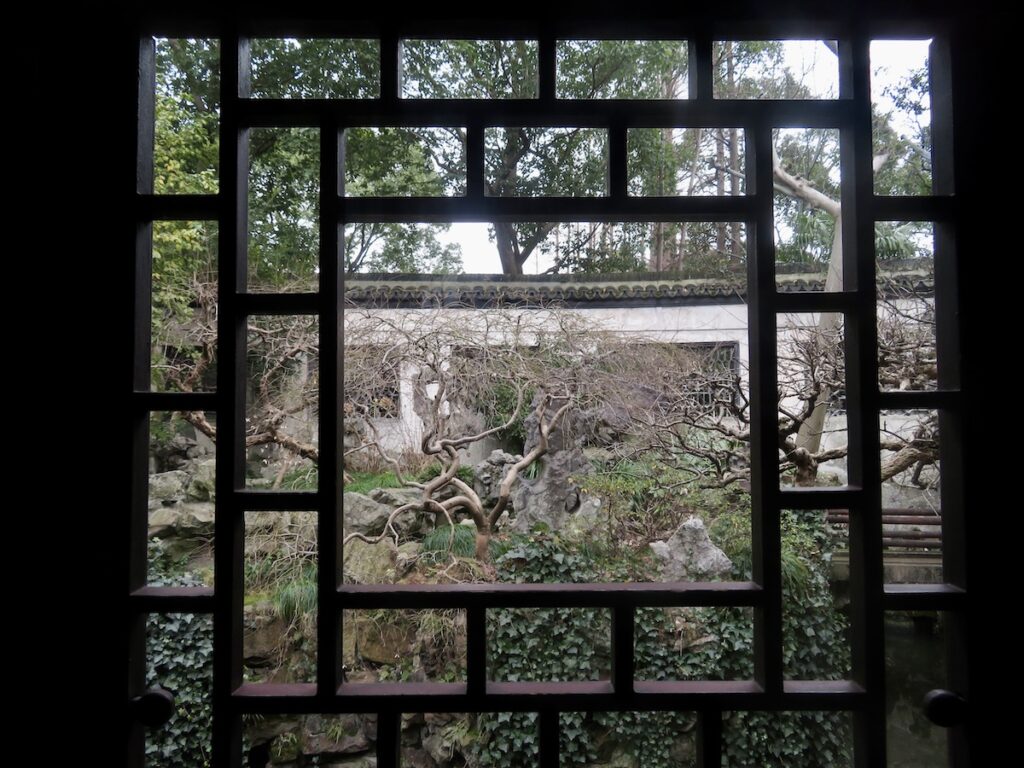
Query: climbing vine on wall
xmin=145 ymin=541 xmax=215 ymax=768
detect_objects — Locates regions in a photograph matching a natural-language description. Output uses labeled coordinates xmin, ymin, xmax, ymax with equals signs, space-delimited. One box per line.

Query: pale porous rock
xmin=512 ymin=393 xmax=603 ymax=535
xmin=248 ymin=713 xmax=377 ymax=768
xmin=401 ymin=712 xmax=426 ymax=731
xmin=325 ymin=757 xmax=377 ymax=768
xmin=148 ymin=502 xmax=215 ymax=539
xmin=245 ymin=510 xmax=281 ymax=536
xmin=521 ymin=393 xmax=575 ymax=454
xmin=420 ymin=712 xmax=461 ymax=763
xmin=148 ymin=470 xmax=188 ymax=507
xmin=301 ymin=713 xmax=371 ymax=756
xmin=512 ymin=447 xmax=602 ymax=536
xmin=242 ymin=511 xmax=316 ymax=561
xmin=650 ymin=516 xmax=732 ymax=581
xmin=671 ymin=734 xmax=697 ymax=764
xmin=368 ymin=486 xmax=422 ymax=509
xmin=245 ymin=714 xmax=300 ymax=747
xmin=185 ymin=457 xmax=217 ymax=501
xmin=152 ymin=431 xmax=213 ymax=471
xmin=571 ymin=404 xmax=633 ymax=447
xmin=343 ymin=538 xmax=399 ymax=585
xmin=422 ymin=726 xmax=457 ymax=765
xmin=368 ymin=487 xmax=434 ymax=535
xmin=396 ymin=541 xmax=422 ymax=576
xmin=343 ymin=491 xmax=416 ymax=537
xmin=472 ymin=449 xmax=521 ymax=509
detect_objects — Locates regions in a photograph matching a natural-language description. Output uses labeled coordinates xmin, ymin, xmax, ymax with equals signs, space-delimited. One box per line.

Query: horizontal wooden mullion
xmin=238 ymin=292 xmax=320 ymax=315
xmin=337 ymin=581 xmax=762 ymax=609
xmin=239 ymin=98 xmax=854 ymax=128
xmin=339 ymin=195 xmax=755 ymax=223
xmin=778 ymin=487 xmax=864 ymax=509
xmin=235 ymin=489 xmax=320 ymax=511
xmin=873 ymin=195 xmax=955 ymax=222
xmin=882 ymin=583 xmax=966 ymax=611
xmin=228 ymin=679 xmax=867 ymax=713
xmin=129 ymin=586 xmax=216 ymax=613
xmin=132 ymin=391 xmax=218 ymax=412
xmin=775 ymin=291 xmax=858 ymax=314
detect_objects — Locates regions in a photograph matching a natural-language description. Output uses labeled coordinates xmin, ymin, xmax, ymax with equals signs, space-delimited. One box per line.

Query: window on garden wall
xmin=130 ymin=15 xmax=968 ymax=768
xmin=679 ymin=341 xmax=740 ymax=411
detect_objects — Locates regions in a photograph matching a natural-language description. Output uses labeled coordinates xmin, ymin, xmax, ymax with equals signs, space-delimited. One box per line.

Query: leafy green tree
xmin=343 ymin=126 xmax=464 ymax=275
xmin=155 ymin=38 xmax=932 ymax=282
xmin=151 ymin=36 xmax=938 ymax=484
xmin=150 ymin=40 xmax=220 ymax=392
xmin=402 ymin=40 xmax=695 ymax=275
xmin=153 ymin=39 xmax=219 ymax=195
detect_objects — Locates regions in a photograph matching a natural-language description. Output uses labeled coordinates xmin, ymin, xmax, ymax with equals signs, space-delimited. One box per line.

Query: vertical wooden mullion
xmin=697 ymin=710 xmax=723 ymax=768
xmin=539 ymin=710 xmax=560 ymax=768
xmin=748 ymin=120 xmax=782 ymax=697
xmin=930 ymin=33 xmax=970 ymax=768
xmin=612 ymin=605 xmax=635 ymax=695
xmin=128 ymin=35 xmax=156 ymax=768
xmin=319 ymin=116 xmax=343 ymax=697
xmin=213 ymin=28 xmax=247 ymax=768
xmin=843 ymin=32 xmax=886 ymax=768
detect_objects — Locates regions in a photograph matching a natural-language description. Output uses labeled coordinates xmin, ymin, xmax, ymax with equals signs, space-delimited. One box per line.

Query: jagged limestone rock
xmin=368 ymin=487 xmax=434 ymax=534
xmin=324 ymin=758 xmax=377 ymax=768
xmin=343 ymin=492 xmax=416 ymax=537
xmin=148 ymin=470 xmax=188 ymax=507
xmin=671 ymin=734 xmax=697 ymax=764
xmin=368 ymin=486 xmax=422 ymax=509
xmin=512 ymin=447 xmax=601 ymax=535
xmin=422 ymin=727 xmax=456 ymax=765
xmin=588 ymin=746 xmax=637 ymax=768
xmin=472 ymin=449 xmax=521 ymax=509
xmin=343 ymin=538 xmax=399 ymax=585
xmin=148 ymin=502 xmax=215 ymax=539
xmin=570 ymin=404 xmax=633 ymax=447
xmin=650 ymin=516 xmax=732 ymax=581
xmin=185 ymin=457 xmax=217 ymax=501
xmin=301 ymin=714 xmax=371 ymax=756
xmin=396 ymin=541 xmax=422 ymax=576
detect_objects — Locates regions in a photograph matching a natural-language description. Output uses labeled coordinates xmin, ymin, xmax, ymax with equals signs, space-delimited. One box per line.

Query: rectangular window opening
xmin=556 ymin=39 xmax=689 ymax=99
xmin=132 ymin=19 xmax=966 ymax=768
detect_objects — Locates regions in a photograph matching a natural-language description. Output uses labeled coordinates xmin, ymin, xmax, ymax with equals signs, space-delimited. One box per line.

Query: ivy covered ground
xmin=147 ymin=460 xmax=853 ymax=768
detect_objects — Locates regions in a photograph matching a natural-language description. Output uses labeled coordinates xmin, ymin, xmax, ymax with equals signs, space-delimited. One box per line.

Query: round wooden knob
xmin=132 ymin=686 xmax=175 ymax=727
xmin=923 ymin=688 xmax=967 ymax=727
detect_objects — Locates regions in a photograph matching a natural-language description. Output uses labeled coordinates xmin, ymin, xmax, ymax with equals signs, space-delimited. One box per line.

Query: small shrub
xmin=344 ymin=469 xmax=404 ymax=494
xmin=422 ymin=523 xmax=478 ymax=558
xmin=273 ymin=562 xmax=318 ymax=625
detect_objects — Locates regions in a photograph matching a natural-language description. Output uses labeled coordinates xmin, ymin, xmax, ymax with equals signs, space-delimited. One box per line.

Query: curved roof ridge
xmin=344 ymin=261 xmax=933 ymax=307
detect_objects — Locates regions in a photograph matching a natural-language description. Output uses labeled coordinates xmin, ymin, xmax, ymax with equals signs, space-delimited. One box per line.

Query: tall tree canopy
xmin=153 ymin=37 xmax=931 ymax=283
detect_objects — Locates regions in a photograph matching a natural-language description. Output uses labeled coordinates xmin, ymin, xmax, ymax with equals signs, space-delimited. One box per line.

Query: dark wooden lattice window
xmin=681 ymin=341 xmax=740 ymax=410
xmin=127 ymin=8 xmax=973 ymax=768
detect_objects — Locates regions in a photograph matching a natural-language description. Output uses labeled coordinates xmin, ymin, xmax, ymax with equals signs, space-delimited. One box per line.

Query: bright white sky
xmin=436 ymin=39 xmax=931 ymax=275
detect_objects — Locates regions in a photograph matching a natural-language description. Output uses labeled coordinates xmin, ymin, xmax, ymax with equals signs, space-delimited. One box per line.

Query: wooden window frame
xmin=127 ymin=9 xmax=972 ymax=767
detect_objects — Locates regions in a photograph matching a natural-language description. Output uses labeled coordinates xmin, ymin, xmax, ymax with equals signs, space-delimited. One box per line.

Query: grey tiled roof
xmin=344 ymin=262 xmax=934 ymax=307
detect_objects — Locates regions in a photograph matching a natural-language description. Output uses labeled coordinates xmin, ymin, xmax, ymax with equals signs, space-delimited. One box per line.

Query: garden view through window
xmin=131 ymin=18 xmax=966 ymax=768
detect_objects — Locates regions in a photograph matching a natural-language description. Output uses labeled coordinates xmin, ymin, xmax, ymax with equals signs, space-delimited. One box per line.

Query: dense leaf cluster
xmin=473 ymin=518 xmax=850 ymax=768
xmin=145 ymin=541 xmax=214 ymax=768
